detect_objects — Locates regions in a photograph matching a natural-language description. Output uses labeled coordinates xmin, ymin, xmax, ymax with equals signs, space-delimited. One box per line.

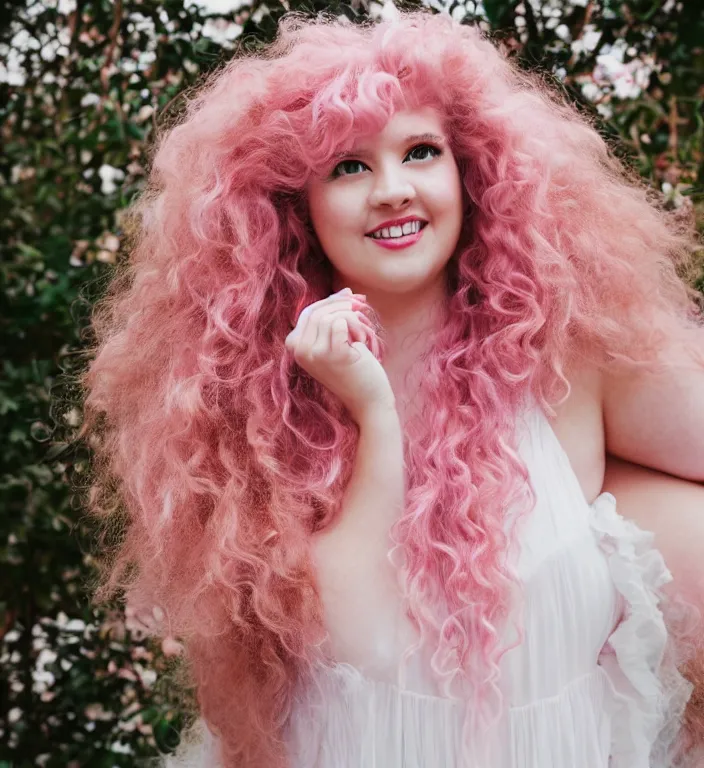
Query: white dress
xmin=168 ymin=406 xmax=693 ymax=768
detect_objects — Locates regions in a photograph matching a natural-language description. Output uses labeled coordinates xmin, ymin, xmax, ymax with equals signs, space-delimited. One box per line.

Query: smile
xmin=366 ymin=222 xmax=428 ymax=250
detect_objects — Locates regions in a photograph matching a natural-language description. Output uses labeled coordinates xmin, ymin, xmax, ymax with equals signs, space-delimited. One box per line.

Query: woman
xmin=81 ymin=9 xmax=704 ymax=767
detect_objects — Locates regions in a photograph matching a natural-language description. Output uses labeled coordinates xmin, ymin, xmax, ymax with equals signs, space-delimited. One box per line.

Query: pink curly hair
xmin=80 ymin=9 xmax=703 ymax=766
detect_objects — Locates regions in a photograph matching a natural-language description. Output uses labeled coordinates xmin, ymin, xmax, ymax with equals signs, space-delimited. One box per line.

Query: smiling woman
xmin=307 ymin=107 xmax=464 ymax=299
xmin=79 ymin=8 xmax=704 ymax=768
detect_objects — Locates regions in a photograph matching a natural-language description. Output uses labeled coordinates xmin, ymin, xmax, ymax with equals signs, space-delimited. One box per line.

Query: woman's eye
xmin=333 ymin=159 xmax=367 ymax=178
xmin=406 ymin=144 xmax=442 ymax=162
xmin=330 ymin=144 xmax=442 ymax=178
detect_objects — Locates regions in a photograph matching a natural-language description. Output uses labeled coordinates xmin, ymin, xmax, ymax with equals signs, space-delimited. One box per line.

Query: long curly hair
xmin=79 ymin=9 xmax=703 ymax=767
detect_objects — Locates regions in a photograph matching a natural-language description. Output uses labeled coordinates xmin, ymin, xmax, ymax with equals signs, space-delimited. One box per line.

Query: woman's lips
xmin=366 ymin=223 xmax=427 ymax=250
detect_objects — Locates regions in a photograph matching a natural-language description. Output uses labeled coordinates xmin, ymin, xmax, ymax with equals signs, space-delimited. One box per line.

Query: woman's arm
xmin=602 ymin=455 xmax=704 ymax=758
xmin=603 ymin=456 xmax=704 ymax=600
xmin=602 ymin=346 xmax=704 ymax=483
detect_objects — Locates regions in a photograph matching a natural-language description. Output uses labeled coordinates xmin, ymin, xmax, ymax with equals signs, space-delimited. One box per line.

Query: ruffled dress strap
xmin=589 ymin=492 xmax=694 ymax=768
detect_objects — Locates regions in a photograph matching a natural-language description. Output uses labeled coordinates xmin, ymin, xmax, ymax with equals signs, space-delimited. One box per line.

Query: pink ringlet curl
xmin=79 ymin=8 xmax=704 ymax=767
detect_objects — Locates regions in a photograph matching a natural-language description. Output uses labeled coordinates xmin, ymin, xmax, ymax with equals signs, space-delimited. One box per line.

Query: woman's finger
xmin=310 ymin=313 xmax=336 ymax=357
xmin=294 ymin=289 xmax=354 ymax=326
xmin=296 ymin=302 xmax=360 ymax=351
xmin=327 ymin=311 xmax=368 ymax=353
xmin=307 ymin=308 xmax=367 ymax=356
xmin=289 ymin=298 xmax=351 ymax=347
xmin=331 ymin=315 xmax=353 ymax=356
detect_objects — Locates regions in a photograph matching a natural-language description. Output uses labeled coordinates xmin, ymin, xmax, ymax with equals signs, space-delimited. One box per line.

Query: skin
xmin=305 ymin=105 xmax=704 ymax=595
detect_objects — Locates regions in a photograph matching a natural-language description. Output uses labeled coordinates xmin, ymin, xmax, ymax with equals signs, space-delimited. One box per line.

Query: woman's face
xmin=306 ymin=107 xmax=464 ymax=297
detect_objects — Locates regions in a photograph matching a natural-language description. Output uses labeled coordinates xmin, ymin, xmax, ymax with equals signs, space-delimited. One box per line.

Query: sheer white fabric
xmin=166 ymin=406 xmax=693 ymax=768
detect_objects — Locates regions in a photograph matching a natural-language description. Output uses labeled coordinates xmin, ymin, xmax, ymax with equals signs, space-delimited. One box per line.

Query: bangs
xmin=300 ymin=58 xmax=445 ymax=174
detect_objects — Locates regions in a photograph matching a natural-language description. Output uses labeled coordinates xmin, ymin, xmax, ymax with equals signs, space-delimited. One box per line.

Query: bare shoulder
xmin=550 ymin=362 xmax=605 ymax=504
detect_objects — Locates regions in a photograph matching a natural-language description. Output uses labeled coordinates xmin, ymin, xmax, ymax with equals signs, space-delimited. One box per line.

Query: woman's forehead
xmin=338 ymin=107 xmax=447 ymax=152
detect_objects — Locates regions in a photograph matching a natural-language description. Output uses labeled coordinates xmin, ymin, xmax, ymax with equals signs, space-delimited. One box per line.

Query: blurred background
xmin=1 ymin=0 xmax=702 ymax=764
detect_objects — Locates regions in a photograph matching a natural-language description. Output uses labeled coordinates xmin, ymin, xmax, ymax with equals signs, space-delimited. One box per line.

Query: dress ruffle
xmin=590 ymin=492 xmax=694 ymax=768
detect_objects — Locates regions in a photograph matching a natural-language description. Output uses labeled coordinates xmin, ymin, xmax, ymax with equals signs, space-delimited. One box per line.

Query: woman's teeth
xmin=370 ymin=221 xmax=424 ymax=240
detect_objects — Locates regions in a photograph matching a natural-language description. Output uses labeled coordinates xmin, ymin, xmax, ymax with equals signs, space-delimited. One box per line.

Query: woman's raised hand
xmin=285 ymin=288 xmax=396 ymax=426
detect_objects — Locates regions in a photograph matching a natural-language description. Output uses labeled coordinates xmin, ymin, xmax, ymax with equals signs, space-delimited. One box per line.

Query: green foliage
xmin=1 ymin=0 xmax=702 ymax=763
xmin=1 ymin=1 xmax=236 ymax=761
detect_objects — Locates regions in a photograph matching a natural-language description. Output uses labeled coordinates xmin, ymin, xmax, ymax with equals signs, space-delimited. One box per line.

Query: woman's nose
xmin=368 ymin=169 xmax=416 ymax=208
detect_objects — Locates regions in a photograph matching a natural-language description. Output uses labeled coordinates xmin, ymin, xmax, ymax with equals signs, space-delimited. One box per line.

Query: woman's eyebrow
xmin=332 ymin=132 xmax=446 ymax=160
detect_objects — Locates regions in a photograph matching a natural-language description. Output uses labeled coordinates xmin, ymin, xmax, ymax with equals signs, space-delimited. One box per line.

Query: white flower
xmin=136 ymin=105 xmax=154 ymax=123
xmin=85 ymin=703 xmax=113 ymax=721
xmin=555 ymin=24 xmax=570 ymax=42
xmin=188 ymin=0 xmax=247 ymax=11
xmin=201 ymin=17 xmax=242 ymax=45
xmin=593 ymin=53 xmax=651 ymax=100
xmin=98 ymin=164 xmax=126 ymax=195
xmin=64 ymin=618 xmax=86 ymax=632
xmin=32 ymin=636 xmax=48 ymax=652
xmin=138 ymin=50 xmax=157 ymax=70
xmin=36 ymin=648 xmax=57 ymax=666
xmin=32 ymin=647 xmax=58 ymax=693
xmin=11 ymin=165 xmax=35 ymax=183
xmin=0 ymin=48 xmax=27 ymax=87
xmin=110 ymin=741 xmax=133 ymax=755
xmin=129 ymin=12 xmax=156 ymax=35
xmin=582 ymin=28 xmax=602 ymax=53
xmin=134 ymin=663 xmax=157 ymax=688
xmin=81 ymin=93 xmax=101 ymax=107
xmin=580 ymin=81 xmax=603 ymax=102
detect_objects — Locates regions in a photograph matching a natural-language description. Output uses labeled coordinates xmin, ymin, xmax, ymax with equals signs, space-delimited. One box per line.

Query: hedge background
xmin=1 ymin=0 xmax=702 ymax=764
